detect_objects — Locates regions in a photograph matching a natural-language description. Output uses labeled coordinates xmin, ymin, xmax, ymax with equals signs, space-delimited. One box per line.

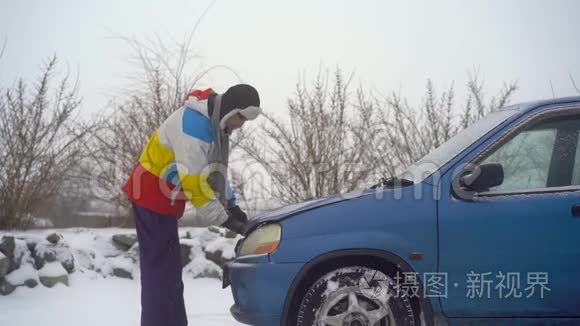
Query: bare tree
xmin=87 ymin=31 xmax=244 ymax=217
xmin=372 ymin=71 xmax=518 ymax=177
xmin=240 ymin=68 xmax=518 ymax=206
xmin=86 ymin=28 xmax=206 ymax=209
xmin=0 ymin=37 xmax=6 ymax=60
xmin=0 ymin=56 xmax=87 ymax=229
xmin=570 ymin=74 xmax=580 ymax=95
xmin=239 ymin=69 xmax=380 ymax=205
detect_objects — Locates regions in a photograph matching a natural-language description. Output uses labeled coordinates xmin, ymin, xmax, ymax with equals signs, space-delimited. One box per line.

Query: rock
xmin=204 ymin=249 xmax=232 ymax=269
xmin=6 ymin=239 xmax=31 ymax=274
xmin=4 ymin=263 xmax=38 ymax=290
xmin=24 ymin=278 xmax=38 ymax=288
xmin=39 ymin=274 xmax=68 ymax=288
xmin=0 ymin=278 xmax=16 ymax=296
xmin=15 ymin=235 xmax=42 ymax=256
xmin=34 ymin=250 xmax=56 ymax=269
xmin=126 ymin=244 xmax=140 ymax=263
xmin=112 ymin=267 xmax=133 ymax=279
xmin=225 ymin=230 xmax=237 ymax=239
xmin=180 ymin=243 xmax=192 ymax=267
xmin=46 ymin=233 xmax=61 ymax=244
xmin=112 ymin=234 xmax=137 ymax=251
xmin=0 ymin=236 xmax=15 ymax=258
xmin=0 ymin=252 xmax=9 ymax=278
xmin=61 ymin=260 xmax=75 ymax=274
xmin=0 ymin=237 xmax=19 ymax=274
xmin=109 ymin=256 xmax=134 ymax=279
xmin=191 ymin=263 xmax=222 ymax=280
xmin=34 ymin=241 xmax=75 ymax=273
xmin=198 ymin=268 xmax=221 ymax=280
xmin=25 ymin=240 xmax=38 ymax=253
xmin=39 ymin=262 xmax=68 ymax=288
xmin=207 ymin=226 xmax=222 ymax=235
xmin=73 ymin=248 xmax=96 ymax=271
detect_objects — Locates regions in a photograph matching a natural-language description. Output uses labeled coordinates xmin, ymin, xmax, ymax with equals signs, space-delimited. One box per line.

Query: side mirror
xmin=459 ymin=163 xmax=504 ymax=193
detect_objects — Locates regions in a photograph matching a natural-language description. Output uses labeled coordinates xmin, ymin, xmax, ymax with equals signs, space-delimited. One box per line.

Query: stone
xmin=112 ymin=267 xmax=133 ymax=279
xmin=0 ymin=236 xmax=15 ymax=258
xmin=61 ymin=257 xmax=75 ymax=274
xmin=225 ymin=230 xmax=237 ymax=239
xmin=34 ymin=241 xmax=75 ymax=273
xmin=26 ymin=240 xmax=38 ymax=253
xmin=24 ymin=278 xmax=38 ymax=288
xmin=4 ymin=263 xmax=39 ymax=291
xmin=125 ymin=244 xmax=139 ymax=263
xmin=34 ymin=250 xmax=56 ymax=269
xmin=0 ymin=278 xmax=16 ymax=296
xmin=0 ymin=252 xmax=9 ymax=278
xmin=112 ymin=234 xmax=137 ymax=251
xmin=38 ymin=262 xmax=68 ymax=288
xmin=39 ymin=274 xmax=68 ymax=288
xmin=16 ymin=235 xmax=41 ymax=257
xmin=194 ymin=266 xmax=221 ymax=280
xmin=5 ymin=238 xmax=30 ymax=273
xmin=204 ymin=249 xmax=232 ymax=269
xmin=207 ymin=226 xmax=222 ymax=235
xmin=46 ymin=233 xmax=61 ymax=244
xmin=180 ymin=243 xmax=192 ymax=267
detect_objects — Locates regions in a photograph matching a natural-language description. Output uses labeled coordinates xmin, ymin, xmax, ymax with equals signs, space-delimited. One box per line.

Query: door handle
xmin=572 ymin=204 xmax=580 ymax=217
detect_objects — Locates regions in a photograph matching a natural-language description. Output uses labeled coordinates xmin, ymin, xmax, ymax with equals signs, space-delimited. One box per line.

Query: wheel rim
xmin=316 ymin=287 xmax=396 ymax=326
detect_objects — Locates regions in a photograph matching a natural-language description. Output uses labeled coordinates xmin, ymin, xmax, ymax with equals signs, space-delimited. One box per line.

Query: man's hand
xmin=221 ymin=212 xmax=246 ymax=235
xmin=227 ymin=205 xmax=248 ymax=223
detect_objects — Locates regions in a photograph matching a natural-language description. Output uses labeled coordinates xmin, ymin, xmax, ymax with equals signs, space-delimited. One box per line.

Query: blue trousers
xmin=133 ymin=204 xmax=187 ymax=326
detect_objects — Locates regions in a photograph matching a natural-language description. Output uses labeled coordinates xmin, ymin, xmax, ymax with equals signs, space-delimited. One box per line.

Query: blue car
xmin=225 ymin=96 xmax=580 ymax=326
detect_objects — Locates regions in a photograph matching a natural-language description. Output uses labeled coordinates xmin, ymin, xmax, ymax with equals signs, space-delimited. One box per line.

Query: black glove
xmin=221 ymin=212 xmax=246 ymax=235
xmin=227 ymin=205 xmax=248 ymax=224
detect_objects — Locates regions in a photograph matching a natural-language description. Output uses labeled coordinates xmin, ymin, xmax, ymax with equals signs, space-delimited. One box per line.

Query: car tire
xmin=296 ymin=266 xmax=417 ymax=326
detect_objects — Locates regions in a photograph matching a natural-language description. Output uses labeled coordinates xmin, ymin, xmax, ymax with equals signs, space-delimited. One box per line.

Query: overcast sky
xmin=1 ymin=0 xmax=580 ymax=117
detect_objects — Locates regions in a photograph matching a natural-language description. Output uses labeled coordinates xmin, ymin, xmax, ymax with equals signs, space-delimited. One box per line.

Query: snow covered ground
xmin=0 ymin=228 xmax=243 ymax=326
xmin=0 ymin=273 xmax=242 ymax=326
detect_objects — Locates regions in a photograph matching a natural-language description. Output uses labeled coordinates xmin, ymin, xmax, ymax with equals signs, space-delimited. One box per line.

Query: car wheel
xmin=296 ymin=266 xmax=416 ymax=326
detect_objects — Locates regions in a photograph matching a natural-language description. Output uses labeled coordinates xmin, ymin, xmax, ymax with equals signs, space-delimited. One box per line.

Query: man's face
xmin=225 ymin=113 xmax=247 ymax=133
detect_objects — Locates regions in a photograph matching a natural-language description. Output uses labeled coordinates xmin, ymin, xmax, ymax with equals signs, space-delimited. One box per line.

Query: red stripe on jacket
xmin=122 ymin=163 xmax=186 ymax=218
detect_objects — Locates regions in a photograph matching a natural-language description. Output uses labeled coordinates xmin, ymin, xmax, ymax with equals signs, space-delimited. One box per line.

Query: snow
xmin=184 ymin=256 xmax=222 ymax=279
xmin=13 ymin=239 xmax=31 ymax=263
xmin=0 ymin=273 xmax=242 ymax=326
xmin=38 ymin=262 xmax=67 ymax=277
xmin=0 ymin=251 xmax=5 ymax=259
xmin=205 ymin=237 xmax=237 ymax=260
xmin=0 ymin=228 xmax=243 ymax=325
xmin=5 ymin=263 xmax=38 ymax=285
xmin=109 ymin=255 xmax=134 ymax=273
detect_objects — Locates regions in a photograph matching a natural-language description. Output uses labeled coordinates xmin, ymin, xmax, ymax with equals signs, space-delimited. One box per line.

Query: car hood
xmin=244 ymin=190 xmax=366 ymax=234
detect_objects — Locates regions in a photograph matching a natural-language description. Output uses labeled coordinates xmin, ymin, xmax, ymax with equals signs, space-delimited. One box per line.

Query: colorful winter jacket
xmin=122 ymin=89 xmax=234 ymax=225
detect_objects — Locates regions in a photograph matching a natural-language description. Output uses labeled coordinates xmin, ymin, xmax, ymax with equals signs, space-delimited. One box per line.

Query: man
xmin=122 ymin=84 xmax=262 ymax=326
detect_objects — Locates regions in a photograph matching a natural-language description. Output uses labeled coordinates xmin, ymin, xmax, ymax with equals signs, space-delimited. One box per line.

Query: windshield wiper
xmin=370 ymin=176 xmax=414 ymax=189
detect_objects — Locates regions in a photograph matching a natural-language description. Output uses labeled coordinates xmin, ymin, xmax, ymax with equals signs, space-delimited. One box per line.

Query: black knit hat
xmin=218 ymin=84 xmax=262 ymax=129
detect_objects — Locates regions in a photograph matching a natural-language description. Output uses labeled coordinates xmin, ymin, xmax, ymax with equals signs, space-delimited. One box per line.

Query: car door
xmin=438 ymin=107 xmax=580 ymax=318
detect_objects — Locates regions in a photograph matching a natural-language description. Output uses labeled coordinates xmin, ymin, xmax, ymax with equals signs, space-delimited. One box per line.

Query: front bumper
xmin=225 ymin=255 xmax=304 ymax=326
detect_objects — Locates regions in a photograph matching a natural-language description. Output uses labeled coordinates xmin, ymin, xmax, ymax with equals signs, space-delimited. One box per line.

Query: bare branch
xmin=570 ymin=73 xmax=580 ymax=95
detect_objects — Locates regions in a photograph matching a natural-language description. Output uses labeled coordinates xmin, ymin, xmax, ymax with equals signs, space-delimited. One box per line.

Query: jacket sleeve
xmin=167 ymin=128 xmax=229 ymax=227
xmin=226 ymin=181 xmax=237 ymax=207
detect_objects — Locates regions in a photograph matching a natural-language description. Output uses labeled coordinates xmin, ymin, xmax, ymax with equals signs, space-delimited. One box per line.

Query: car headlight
xmin=239 ymin=223 xmax=282 ymax=257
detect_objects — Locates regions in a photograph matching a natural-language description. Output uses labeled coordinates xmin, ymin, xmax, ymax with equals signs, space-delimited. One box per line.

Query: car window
xmin=481 ymin=127 xmax=557 ymax=192
xmin=571 ymin=133 xmax=580 ymax=185
xmin=401 ymin=108 xmax=519 ymax=183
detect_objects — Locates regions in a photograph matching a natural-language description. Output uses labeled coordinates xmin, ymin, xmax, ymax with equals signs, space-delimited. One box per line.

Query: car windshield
xmin=400 ymin=106 xmax=520 ymax=183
